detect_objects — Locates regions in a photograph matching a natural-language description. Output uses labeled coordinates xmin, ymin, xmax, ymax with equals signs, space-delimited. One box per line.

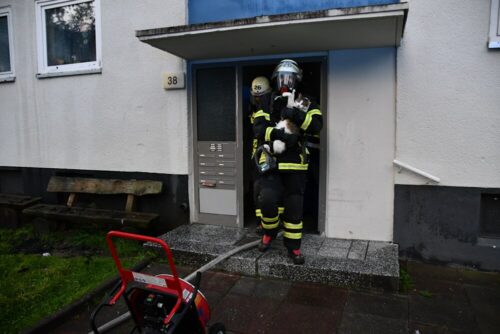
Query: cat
xmin=270 ymin=90 xmax=309 ymax=154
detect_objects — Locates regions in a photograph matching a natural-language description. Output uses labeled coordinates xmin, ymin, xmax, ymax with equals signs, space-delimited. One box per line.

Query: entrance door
xmin=194 ymin=66 xmax=239 ymax=227
xmin=193 ymin=58 xmax=325 ymax=232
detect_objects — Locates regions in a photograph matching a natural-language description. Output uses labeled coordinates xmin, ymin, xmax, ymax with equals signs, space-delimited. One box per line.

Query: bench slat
xmin=0 ymin=194 xmax=41 ymax=208
xmin=23 ymin=204 xmax=158 ymax=228
xmin=47 ymin=176 xmax=162 ymax=196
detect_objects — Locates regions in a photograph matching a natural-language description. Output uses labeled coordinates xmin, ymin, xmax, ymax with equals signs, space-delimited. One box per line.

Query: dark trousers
xmin=254 ymin=171 xmax=307 ymax=251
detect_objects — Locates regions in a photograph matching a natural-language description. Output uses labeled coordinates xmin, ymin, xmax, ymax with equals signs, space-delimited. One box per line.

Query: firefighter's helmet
xmin=251 ymin=76 xmax=272 ymax=96
xmin=272 ymin=59 xmax=303 ymax=93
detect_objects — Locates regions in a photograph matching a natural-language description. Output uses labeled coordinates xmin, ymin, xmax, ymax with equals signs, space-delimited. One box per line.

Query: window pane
xmin=45 ymin=1 xmax=96 ymax=66
xmin=0 ymin=16 xmax=11 ymax=73
xmin=196 ymin=67 xmax=236 ymax=141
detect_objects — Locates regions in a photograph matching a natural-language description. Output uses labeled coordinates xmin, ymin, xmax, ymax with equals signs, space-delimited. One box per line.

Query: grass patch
xmin=418 ymin=289 xmax=433 ymax=298
xmin=399 ymin=267 xmax=414 ymax=293
xmin=0 ymin=225 xmax=155 ymax=333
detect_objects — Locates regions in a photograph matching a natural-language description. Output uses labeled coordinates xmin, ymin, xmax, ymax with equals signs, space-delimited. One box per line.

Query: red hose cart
xmin=90 ymin=231 xmax=225 ymax=334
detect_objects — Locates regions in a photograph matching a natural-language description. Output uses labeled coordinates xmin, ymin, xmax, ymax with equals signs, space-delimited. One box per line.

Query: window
xmin=35 ymin=0 xmax=101 ymax=77
xmin=480 ymin=193 xmax=500 ymax=237
xmin=489 ymin=0 xmax=500 ymax=48
xmin=0 ymin=6 xmax=15 ymax=82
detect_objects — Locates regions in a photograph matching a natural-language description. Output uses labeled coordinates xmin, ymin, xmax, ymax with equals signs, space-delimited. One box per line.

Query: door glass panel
xmin=196 ymin=67 xmax=236 ymax=141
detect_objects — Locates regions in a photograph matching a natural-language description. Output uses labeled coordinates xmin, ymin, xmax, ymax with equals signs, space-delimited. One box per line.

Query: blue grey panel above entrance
xmin=188 ymin=0 xmax=402 ymax=24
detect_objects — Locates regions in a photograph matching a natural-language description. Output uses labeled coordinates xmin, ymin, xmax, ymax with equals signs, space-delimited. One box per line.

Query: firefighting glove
xmin=272 ymin=128 xmax=298 ymax=148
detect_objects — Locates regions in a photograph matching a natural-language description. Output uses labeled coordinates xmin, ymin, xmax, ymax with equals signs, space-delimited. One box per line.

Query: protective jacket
xmin=250 ymin=93 xmax=323 ymax=172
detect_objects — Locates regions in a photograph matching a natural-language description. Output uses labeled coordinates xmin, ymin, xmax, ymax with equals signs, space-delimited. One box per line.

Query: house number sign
xmin=163 ymin=72 xmax=185 ymax=90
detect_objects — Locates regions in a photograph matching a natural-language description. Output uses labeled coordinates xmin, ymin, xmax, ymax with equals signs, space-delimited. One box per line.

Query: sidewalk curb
xmin=22 ymin=257 xmax=152 ymax=334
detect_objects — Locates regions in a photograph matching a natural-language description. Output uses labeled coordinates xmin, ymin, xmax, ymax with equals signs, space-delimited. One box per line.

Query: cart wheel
xmin=208 ymin=322 xmax=226 ymax=334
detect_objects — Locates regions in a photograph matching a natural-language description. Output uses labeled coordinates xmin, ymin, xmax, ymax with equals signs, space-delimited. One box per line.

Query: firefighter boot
xmin=288 ymin=249 xmax=305 ymax=265
xmin=258 ymin=235 xmax=273 ymax=252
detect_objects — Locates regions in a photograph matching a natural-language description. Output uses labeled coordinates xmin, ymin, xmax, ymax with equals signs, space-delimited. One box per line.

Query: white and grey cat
xmin=268 ymin=90 xmax=309 ymax=154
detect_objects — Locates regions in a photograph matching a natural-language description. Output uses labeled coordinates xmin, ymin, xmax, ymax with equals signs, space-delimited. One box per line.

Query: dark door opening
xmin=242 ymin=61 xmax=322 ymax=234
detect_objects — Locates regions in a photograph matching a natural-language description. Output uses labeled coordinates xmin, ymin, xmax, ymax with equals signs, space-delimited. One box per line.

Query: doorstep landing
xmin=146 ymin=224 xmax=399 ymax=291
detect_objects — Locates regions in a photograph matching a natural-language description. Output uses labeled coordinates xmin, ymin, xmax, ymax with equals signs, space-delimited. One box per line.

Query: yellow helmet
xmin=251 ymin=76 xmax=272 ymax=96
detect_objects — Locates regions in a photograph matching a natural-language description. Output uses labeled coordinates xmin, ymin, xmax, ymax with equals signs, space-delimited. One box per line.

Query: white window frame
xmin=0 ymin=6 xmax=15 ymax=82
xmin=489 ymin=0 xmax=500 ymax=48
xmin=35 ymin=0 xmax=102 ymax=78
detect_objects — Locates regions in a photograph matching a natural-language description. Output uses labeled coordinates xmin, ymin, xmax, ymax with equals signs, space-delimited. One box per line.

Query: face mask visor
xmin=275 ymin=72 xmax=298 ymax=94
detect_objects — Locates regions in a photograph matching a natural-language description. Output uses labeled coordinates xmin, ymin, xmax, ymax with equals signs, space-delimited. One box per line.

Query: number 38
xmin=168 ymin=76 xmax=178 ymax=85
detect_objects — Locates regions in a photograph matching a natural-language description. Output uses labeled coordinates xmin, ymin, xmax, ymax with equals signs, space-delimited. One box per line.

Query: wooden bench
xmin=23 ymin=176 xmax=162 ymax=230
xmin=0 ymin=193 xmax=41 ymax=228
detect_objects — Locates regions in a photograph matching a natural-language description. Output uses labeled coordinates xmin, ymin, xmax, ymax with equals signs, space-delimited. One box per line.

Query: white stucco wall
xmin=0 ymin=0 xmax=188 ymax=174
xmin=396 ymin=0 xmax=500 ymax=187
xmin=327 ymin=48 xmax=396 ymax=241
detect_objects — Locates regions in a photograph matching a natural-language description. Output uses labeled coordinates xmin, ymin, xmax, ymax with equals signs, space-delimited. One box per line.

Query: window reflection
xmin=45 ymin=1 xmax=96 ymax=66
xmin=0 ymin=16 xmax=11 ymax=73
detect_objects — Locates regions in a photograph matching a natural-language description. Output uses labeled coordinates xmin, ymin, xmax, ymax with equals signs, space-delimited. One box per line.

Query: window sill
xmin=36 ymin=68 xmax=102 ymax=79
xmin=0 ymin=75 xmax=16 ymax=83
xmin=488 ymin=40 xmax=500 ymax=49
xmin=477 ymin=237 xmax=500 ymax=248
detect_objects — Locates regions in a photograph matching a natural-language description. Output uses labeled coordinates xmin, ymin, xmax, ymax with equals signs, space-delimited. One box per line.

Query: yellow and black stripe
xmin=250 ymin=109 xmax=270 ymax=124
xmin=300 ymin=109 xmax=322 ymax=131
xmin=255 ymin=207 xmax=284 ymax=218
xmin=260 ymin=214 xmax=280 ymax=230
xmin=282 ymin=220 xmax=303 ymax=240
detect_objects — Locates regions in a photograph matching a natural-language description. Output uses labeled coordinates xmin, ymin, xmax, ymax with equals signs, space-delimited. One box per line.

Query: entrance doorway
xmin=192 ymin=58 xmax=325 ymax=232
xmin=241 ymin=60 xmax=323 ymax=233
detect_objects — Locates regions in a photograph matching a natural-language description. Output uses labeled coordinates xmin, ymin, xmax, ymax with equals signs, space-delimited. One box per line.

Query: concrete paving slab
xmin=300 ymin=233 xmax=326 ymax=255
xmin=268 ymin=303 xmax=342 ymax=334
xmin=160 ymin=223 xmax=247 ymax=246
xmin=210 ymin=293 xmax=281 ymax=334
xmin=218 ymin=247 xmax=261 ymax=276
xmin=284 ymin=281 xmax=348 ymax=310
xmin=339 ymin=313 xmax=408 ymax=334
xmin=321 ymin=238 xmax=353 ymax=249
xmin=344 ymin=291 xmax=408 ymax=320
xmin=347 ymin=240 xmax=368 ymax=260
xmin=228 ymin=276 xmax=260 ymax=296
xmin=365 ymin=241 xmax=400 ymax=277
xmin=318 ymin=237 xmax=351 ymax=258
xmin=253 ymin=278 xmax=291 ymax=300
xmin=200 ymin=271 xmax=240 ymax=295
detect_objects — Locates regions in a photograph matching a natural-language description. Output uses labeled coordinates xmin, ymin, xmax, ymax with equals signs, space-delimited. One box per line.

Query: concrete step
xmin=146 ymin=224 xmax=400 ymax=291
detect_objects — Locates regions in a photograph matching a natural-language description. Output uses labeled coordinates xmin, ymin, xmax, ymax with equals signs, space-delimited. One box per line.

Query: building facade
xmin=0 ymin=0 xmax=499 ymax=269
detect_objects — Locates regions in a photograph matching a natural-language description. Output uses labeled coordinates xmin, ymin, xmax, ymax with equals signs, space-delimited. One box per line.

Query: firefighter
xmin=248 ymin=76 xmax=273 ymax=236
xmin=251 ymin=60 xmax=323 ymax=265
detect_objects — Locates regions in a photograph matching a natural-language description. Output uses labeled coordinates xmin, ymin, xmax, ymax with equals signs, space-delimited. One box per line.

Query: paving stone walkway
xmin=50 ymin=261 xmax=500 ymax=334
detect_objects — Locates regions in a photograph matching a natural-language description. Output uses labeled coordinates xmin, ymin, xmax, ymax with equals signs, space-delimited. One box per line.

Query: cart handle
xmin=105 ymin=231 xmax=183 ymax=311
